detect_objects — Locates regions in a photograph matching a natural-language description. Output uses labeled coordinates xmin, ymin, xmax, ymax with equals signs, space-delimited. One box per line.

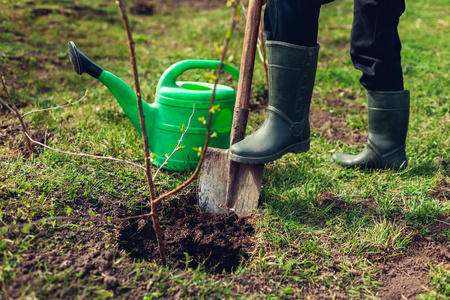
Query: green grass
xmin=1 ymin=0 xmax=449 ymax=298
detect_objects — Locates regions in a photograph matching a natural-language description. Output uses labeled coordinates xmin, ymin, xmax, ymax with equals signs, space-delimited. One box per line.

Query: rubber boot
xmin=331 ymin=90 xmax=410 ymax=170
xmin=229 ymin=41 xmax=319 ymax=164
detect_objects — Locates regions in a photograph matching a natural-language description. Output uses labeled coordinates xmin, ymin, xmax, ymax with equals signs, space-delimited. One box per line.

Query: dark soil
xmin=428 ymin=180 xmax=450 ymax=202
xmin=2 ymin=184 xmax=450 ymax=298
xmin=2 ymin=188 xmax=256 ymax=298
xmin=116 ymin=193 xmax=255 ymax=272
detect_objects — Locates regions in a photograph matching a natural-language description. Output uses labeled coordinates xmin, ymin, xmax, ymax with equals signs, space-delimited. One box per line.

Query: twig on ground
xmin=23 ymin=131 xmax=145 ymax=170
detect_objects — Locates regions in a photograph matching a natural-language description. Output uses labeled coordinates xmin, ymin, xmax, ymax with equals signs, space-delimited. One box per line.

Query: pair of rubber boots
xmin=229 ymin=41 xmax=410 ymax=170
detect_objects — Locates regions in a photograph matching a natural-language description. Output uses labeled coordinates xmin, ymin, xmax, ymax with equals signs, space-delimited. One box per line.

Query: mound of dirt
xmin=116 ymin=194 xmax=256 ymax=272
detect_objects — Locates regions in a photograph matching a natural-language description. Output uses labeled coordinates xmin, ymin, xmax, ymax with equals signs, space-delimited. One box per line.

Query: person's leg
xmin=332 ymin=0 xmax=410 ymax=170
xmin=263 ymin=0 xmax=321 ymax=47
xmin=350 ymin=0 xmax=405 ymax=91
xmin=229 ymin=0 xmax=324 ymax=164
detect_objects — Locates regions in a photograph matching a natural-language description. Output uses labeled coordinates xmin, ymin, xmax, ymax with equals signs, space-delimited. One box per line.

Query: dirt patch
xmin=318 ymin=192 xmax=450 ymax=299
xmin=318 ymin=192 xmax=378 ymax=216
xmin=116 ymin=193 xmax=255 ymax=272
xmin=310 ymin=96 xmax=367 ymax=145
xmin=2 ymin=189 xmax=257 ymax=298
xmin=375 ymin=234 xmax=450 ymax=300
xmin=428 ymin=180 xmax=450 ymax=202
xmin=0 ymin=122 xmax=52 ymax=155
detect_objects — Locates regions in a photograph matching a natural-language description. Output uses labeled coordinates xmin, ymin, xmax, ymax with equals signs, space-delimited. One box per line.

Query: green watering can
xmin=68 ymin=41 xmax=239 ymax=171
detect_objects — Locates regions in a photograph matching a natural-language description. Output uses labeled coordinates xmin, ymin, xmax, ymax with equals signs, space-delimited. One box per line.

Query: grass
xmin=1 ymin=0 xmax=449 ymax=299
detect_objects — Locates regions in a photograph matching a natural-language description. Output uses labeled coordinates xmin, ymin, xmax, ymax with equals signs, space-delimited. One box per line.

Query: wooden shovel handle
xmin=230 ymin=0 xmax=263 ymax=146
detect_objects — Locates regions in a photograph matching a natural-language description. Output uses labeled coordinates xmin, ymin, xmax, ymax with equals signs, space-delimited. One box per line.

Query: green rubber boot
xmin=331 ymin=90 xmax=410 ymax=170
xmin=229 ymin=41 xmax=320 ymax=164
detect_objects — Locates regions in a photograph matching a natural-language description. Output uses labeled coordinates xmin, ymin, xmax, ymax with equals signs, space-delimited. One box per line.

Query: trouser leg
xmin=263 ymin=0 xmax=322 ymax=47
xmin=351 ymin=0 xmax=406 ymax=91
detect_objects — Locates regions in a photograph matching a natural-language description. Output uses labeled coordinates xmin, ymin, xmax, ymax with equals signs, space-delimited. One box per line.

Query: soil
xmin=115 ymin=193 xmax=256 ymax=272
xmin=310 ymin=96 xmax=368 ymax=145
xmin=318 ymin=191 xmax=450 ymax=300
xmin=2 ymin=181 xmax=449 ymax=299
xmin=0 ymin=122 xmax=51 ymax=155
xmin=375 ymin=233 xmax=450 ymax=300
xmin=428 ymin=180 xmax=450 ymax=202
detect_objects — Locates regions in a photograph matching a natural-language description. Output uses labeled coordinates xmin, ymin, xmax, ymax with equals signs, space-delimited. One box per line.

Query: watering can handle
xmin=156 ymin=60 xmax=239 ymax=89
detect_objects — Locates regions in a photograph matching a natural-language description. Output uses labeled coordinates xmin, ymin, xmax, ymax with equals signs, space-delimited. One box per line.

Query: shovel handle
xmin=231 ymin=0 xmax=264 ymax=145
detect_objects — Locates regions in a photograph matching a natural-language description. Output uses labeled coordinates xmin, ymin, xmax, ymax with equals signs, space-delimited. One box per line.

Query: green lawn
xmin=1 ymin=0 xmax=449 ymax=299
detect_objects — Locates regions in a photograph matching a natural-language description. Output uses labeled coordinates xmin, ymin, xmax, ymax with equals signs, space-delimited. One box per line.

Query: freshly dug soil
xmin=116 ymin=193 xmax=256 ymax=272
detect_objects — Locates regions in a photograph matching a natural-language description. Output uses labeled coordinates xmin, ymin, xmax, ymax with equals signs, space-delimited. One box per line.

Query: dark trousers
xmin=264 ymin=0 xmax=405 ymax=91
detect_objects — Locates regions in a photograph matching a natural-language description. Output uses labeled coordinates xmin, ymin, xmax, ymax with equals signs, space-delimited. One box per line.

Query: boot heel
xmin=290 ymin=140 xmax=310 ymax=154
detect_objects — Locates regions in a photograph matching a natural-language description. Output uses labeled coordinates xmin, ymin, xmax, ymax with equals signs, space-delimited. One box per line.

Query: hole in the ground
xmin=116 ymin=193 xmax=256 ymax=273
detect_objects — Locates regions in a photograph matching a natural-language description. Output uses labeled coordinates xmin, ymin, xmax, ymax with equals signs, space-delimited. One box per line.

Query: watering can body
xmin=97 ymin=60 xmax=239 ymax=171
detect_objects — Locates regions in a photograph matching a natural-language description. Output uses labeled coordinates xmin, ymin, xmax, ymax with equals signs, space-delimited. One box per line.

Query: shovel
xmin=198 ymin=0 xmax=264 ymax=217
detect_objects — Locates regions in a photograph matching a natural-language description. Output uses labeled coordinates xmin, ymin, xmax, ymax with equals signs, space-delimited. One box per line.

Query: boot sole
xmin=229 ymin=140 xmax=310 ymax=164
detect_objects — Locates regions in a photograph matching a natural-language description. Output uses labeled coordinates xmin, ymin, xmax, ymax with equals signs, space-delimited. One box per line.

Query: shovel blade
xmin=198 ymin=147 xmax=264 ymax=216
xmin=198 ymin=147 xmax=230 ymax=214
xmin=228 ymin=161 xmax=264 ymax=216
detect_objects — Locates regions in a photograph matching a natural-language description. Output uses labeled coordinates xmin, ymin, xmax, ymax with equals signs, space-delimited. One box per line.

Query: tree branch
xmin=116 ymin=0 xmax=165 ymax=265
xmin=24 ymin=131 xmax=145 ymax=170
xmin=1 ymin=76 xmax=33 ymax=154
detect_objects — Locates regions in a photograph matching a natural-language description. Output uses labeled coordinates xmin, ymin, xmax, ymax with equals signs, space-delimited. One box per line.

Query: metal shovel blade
xmin=197 ymin=0 xmax=264 ymax=217
xmin=198 ymin=148 xmax=263 ymax=216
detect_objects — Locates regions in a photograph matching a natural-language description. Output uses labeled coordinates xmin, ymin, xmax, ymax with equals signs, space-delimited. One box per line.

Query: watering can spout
xmin=68 ymin=41 xmax=154 ymax=137
xmin=68 ymin=41 xmax=103 ymax=79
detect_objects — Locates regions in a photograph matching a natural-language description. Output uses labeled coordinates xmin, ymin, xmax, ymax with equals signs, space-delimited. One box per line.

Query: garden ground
xmin=1 ymin=0 xmax=449 ymax=299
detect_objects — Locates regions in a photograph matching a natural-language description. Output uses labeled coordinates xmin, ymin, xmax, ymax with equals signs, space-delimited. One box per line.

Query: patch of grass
xmin=1 ymin=0 xmax=449 ymax=298
xmin=418 ymin=265 xmax=450 ymax=300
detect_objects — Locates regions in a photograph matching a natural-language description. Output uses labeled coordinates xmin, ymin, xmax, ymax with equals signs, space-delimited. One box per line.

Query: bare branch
xmin=152 ymin=0 xmax=241 ymax=206
xmin=22 ymin=91 xmax=89 ymax=118
xmin=113 ymin=212 xmax=155 ymax=223
xmin=116 ymin=0 xmax=164 ymax=265
xmin=152 ymin=103 xmax=195 ymax=181
xmin=24 ymin=131 xmax=145 ymax=170
xmin=1 ymin=76 xmax=33 ymax=154
xmin=0 ymin=97 xmax=15 ymax=114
